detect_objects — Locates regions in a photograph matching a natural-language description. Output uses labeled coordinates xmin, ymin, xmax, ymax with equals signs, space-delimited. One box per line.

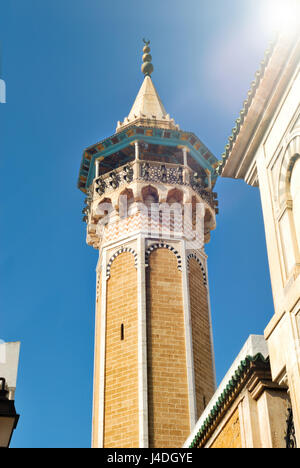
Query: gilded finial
xmin=141 ymin=39 xmax=153 ymax=76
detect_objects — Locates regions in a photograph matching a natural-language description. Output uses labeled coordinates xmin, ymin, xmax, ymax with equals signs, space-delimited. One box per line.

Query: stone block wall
xmin=146 ymin=248 xmax=190 ymax=447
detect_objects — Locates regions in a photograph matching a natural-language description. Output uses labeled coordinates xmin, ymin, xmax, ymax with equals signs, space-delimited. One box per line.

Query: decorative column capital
xmin=177 ymin=144 xmax=190 ymax=152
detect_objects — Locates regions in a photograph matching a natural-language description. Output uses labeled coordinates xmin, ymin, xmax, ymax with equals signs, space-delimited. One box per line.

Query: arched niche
xmin=290 ymin=156 xmax=300 ymax=253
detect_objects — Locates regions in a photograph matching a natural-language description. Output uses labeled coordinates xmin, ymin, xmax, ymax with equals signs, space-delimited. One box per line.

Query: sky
xmin=0 ymin=0 xmax=281 ymax=448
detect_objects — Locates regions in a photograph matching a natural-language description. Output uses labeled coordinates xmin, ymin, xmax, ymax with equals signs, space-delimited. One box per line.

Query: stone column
xmin=205 ymin=169 xmax=212 ymax=190
xmin=135 ymin=140 xmax=140 ymax=160
xmin=183 ymin=146 xmax=188 ymax=167
xmin=96 ymin=249 xmax=108 ymax=448
xmin=95 ymin=159 xmax=100 ymax=179
xmin=179 ymin=146 xmax=189 ymax=184
xmin=137 ymin=235 xmax=149 ymax=447
xmin=181 ymin=240 xmax=197 ymax=428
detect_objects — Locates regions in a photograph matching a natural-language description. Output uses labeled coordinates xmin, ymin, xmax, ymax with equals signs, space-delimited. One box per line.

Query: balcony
xmin=93 ymin=160 xmax=216 ymax=208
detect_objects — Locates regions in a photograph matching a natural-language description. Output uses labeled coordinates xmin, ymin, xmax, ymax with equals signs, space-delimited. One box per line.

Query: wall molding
xmin=145 ymin=242 xmax=182 ymax=271
xmin=187 ymin=253 xmax=207 ymax=285
xmin=106 ymin=247 xmax=138 ymax=278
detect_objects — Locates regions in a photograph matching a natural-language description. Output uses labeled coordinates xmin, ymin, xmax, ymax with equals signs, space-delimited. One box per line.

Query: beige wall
xmin=253 ymin=69 xmax=300 ymax=312
xmin=210 ymin=409 xmax=241 ymax=449
xmin=290 ymin=158 xmax=300 ymax=251
xmin=189 ymin=258 xmax=215 ymax=417
xmin=216 ymin=42 xmax=300 ymax=447
xmin=91 ymin=238 xmax=216 ymax=448
xmin=204 ymin=386 xmax=289 ymax=449
xmin=146 ymin=248 xmax=190 ymax=448
xmin=104 ymin=252 xmax=139 ymax=448
xmin=92 ymin=271 xmax=101 ymax=448
xmin=245 ymin=59 xmax=300 ymax=444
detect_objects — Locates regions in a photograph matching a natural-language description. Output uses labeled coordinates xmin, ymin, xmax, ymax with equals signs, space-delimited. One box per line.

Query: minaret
xmin=78 ymin=41 xmax=219 ymax=448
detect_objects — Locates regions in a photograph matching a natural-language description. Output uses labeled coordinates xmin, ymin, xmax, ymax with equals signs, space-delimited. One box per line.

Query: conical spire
xmin=127 ymin=74 xmax=168 ymax=121
xmin=116 ymin=40 xmax=179 ymax=132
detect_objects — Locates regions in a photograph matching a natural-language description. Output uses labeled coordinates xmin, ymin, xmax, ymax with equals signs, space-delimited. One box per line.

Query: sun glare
xmin=264 ymin=0 xmax=300 ymax=34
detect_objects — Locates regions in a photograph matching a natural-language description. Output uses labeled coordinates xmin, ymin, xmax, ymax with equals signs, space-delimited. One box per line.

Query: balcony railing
xmin=82 ymin=160 xmax=218 ymax=222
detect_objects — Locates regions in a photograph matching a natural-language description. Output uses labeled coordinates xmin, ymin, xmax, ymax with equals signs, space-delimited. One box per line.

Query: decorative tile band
xmin=78 ymin=125 xmax=219 ymax=192
xmin=145 ymin=243 xmax=182 ymax=271
xmin=106 ymin=247 xmax=138 ymax=278
xmin=187 ymin=253 xmax=207 ymax=285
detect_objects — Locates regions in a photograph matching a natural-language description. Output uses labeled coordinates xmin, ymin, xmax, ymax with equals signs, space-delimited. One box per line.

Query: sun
xmin=263 ymin=0 xmax=300 ymax=34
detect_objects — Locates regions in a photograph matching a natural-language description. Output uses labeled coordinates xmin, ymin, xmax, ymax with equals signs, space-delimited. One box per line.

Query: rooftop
xmin=183 ymin=335 xmax=269 ymax=448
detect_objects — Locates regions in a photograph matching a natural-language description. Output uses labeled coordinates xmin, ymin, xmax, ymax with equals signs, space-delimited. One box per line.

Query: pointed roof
xmin=116 ymin=41 xmax=179 ymax=132
xmin=128 ymin=75 xmax=167 ymax=121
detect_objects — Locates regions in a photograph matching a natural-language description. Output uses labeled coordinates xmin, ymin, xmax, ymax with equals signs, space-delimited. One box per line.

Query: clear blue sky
xmin=0 ymin=0 xmax=276 ymax=448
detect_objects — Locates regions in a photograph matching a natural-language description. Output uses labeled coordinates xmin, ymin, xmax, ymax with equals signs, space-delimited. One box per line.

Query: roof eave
xmin=77 ymin=125 xmax=219 ymax=192
xmin=221 ymin=33 xmax=300 ymax=182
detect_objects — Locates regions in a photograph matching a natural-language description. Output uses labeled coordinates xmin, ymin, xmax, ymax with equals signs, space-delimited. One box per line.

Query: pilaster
xmin=181 ymin=239 xmax=197 ymax=428
xmin=137 ymin=234 xmax=149 ymax=447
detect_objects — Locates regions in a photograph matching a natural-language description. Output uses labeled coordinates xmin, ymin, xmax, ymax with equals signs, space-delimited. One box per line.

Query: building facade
xmin=184 ymin=335 xmax=293 ymax=449
xmin=0 ymin=341 xmax=20 ymax=448
xmin=79 ymin=31 xmax=300 ymax=449
xmin=216 ymin=30 xmax=300 ymax=447
xmin=78 ymin=43 xmax=219 ymax=448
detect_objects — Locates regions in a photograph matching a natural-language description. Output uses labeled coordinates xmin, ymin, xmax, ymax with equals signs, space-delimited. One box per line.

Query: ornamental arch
xmin=276 ymin=134 xmax=300 ymax=274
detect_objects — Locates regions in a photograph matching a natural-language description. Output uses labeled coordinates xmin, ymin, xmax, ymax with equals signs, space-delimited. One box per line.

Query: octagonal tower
xmin=78 ymin=42 xmax=219 ymax=448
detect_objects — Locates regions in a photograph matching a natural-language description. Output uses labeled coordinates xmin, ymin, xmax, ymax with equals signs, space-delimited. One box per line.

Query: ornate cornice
xmin=216 ymin=39 xmax=277 ymax=176
xmin=78 ymin=125 xmax=219 ymax=193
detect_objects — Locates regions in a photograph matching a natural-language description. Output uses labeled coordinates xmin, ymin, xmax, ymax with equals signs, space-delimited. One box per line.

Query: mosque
xmin=77 ymin=31 xmax=300 ymax=448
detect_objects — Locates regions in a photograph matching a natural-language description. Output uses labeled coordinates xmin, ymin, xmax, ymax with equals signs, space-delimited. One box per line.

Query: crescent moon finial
xmin=141 ymin=39 xmax=153 ymax=76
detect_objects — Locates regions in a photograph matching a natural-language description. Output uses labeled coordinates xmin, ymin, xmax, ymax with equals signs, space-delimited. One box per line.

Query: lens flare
xmin=263 ymin=0 xmax=300 ymax=34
